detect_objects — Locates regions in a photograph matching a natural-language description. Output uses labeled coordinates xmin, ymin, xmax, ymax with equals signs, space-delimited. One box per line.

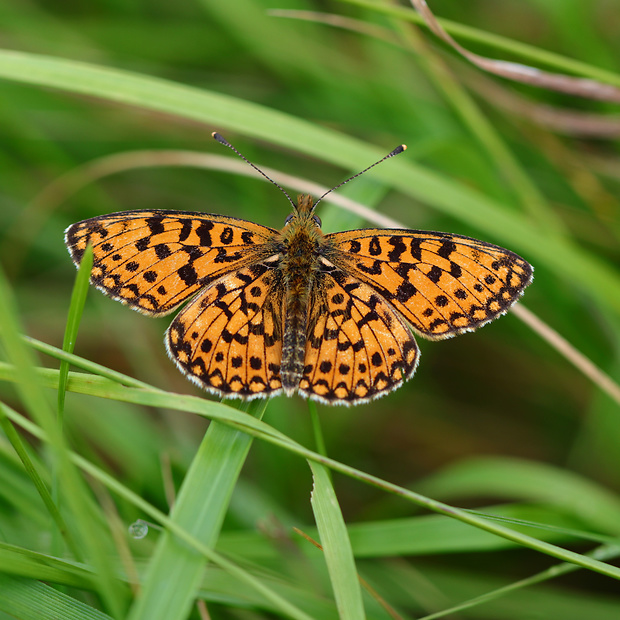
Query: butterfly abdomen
xmin=279 ymin=215 xmax=323 ymax=394
xmin=281 ymin=294 xmax=309 ymax=394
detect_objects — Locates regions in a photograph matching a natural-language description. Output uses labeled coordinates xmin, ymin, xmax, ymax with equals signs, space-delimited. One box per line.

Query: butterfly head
xmin=283 ymin=195 xmax=322 ymax=229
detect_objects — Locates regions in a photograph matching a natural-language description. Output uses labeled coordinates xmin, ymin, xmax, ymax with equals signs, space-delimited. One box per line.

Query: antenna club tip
xmin=212 ymin=132 xmax=228 ymax=145
xmin=391 ymin=144 xmax=406 ymax=156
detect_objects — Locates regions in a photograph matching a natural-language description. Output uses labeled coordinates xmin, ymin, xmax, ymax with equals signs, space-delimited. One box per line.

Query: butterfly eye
xmin=284 ymin=214 xmax=294 ymax=225
xmin=312 ymin=215 xmax=322 ymax=227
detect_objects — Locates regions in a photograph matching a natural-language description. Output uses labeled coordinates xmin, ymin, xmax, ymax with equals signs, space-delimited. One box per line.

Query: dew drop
xmin=128 ymin=519 xmax=149 ymax=539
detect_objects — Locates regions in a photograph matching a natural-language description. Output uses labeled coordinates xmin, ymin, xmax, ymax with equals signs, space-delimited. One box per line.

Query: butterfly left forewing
xmin=65 ymin=210 xmax=276 ymax=316
xmin=326 ymin=229 xmax=533 ymax=340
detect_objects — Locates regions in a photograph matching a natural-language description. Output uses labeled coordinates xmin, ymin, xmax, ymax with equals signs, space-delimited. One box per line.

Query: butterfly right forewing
xmin=327 ymin=229 xmax=533 ymax=340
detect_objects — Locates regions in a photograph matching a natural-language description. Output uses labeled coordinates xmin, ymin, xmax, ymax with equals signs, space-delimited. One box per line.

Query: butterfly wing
xmin=299 ymin=263 xmax=419 ymax=404
xmin=166 ymin=262 xmax=284 ymax=398
xmin=326 ymin=229 xmax=533 ymax=340
xmin=65 ymin=210 xmax=277 ymax=316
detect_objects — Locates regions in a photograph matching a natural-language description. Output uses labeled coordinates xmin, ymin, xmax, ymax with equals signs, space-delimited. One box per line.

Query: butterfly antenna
xmin=212 ymin=132 xmax=296 ymax=209
xmin=313 ymin=144 xmax=407 ymax=209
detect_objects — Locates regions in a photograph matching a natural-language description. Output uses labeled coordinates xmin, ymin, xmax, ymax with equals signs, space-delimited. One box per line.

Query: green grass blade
xmin=0 ymin=575 xmax=114 ymax=620
xmin=310 ymin=462 xmax=365 ymax=619
xmin=418 ymin=544 xmax=620 ymax=620
xmin=0 ymin=541 xmax=95 ymax=588
xmin=0 ymin=403 xmax=81 ymax=560
xmin=52 ymin=243 xmax=93 ymax=559
xmin=418 ymin=456 xmax=620 ymax=536
xmin=57 ymin=243 xmax=93 ymax=422
xmin=25 ymin=336 xmax=158 ymax=390
xmin=345 ymin=506 xmax=604 ymax=557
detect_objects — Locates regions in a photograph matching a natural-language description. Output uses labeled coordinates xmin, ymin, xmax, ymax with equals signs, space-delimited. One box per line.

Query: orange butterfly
xmin=65 ymin=134 xmax=532 ymax=404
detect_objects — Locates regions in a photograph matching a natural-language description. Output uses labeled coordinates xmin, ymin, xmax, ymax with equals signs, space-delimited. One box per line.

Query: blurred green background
xmin=1 ymin=0 xmax=620 ymax=618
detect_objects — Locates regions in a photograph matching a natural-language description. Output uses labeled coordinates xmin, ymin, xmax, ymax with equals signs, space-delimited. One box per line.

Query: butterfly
xmin=65 ymin=134 xmax=533 ymax=405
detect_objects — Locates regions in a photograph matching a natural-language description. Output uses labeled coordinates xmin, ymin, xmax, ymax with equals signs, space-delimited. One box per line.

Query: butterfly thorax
xmin=278 ymin=195 xmax=326 ymax=394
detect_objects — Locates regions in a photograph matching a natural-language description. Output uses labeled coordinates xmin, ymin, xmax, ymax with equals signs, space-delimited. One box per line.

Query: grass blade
xmin=0 ymin=403 xmax=82 ymax=560
xmin=310 ymin=463 xmax=365 ymax=619
xmin=58 ymin=243 xmax=93 ymax=422
xmin=0 ymin=575 xmax=114 ymax=620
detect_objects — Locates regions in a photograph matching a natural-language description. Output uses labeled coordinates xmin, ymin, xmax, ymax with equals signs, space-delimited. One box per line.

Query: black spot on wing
xmin=437 ymin=240 xmax=457 ymax=259
xmin=427 ymin=265 xmax=442 ymax=284
xmin=178 ymin=264 xmax=198 ymax=286
xmin=387 ymin=236 xmax=406 ymax=262
xmin=146 ymin=216 xmax=165 ymax=235
xmin=356 ymin=260 xmax=382 ymax=275
xmin=220 ymin=227 xmax=233 ymax=244
xmin=450 ymin=262 xmax=462 ymax=278
xmin=135 ymin=238 xmax=149 ymax=252
xmin=154 ymin=244 xmax=171 ymax=260
xmin=196 ymin=221 xmax=214 ymax=246
xmin=409 ymin=238 xmax=423 ymax=261
xmin=349 ymin=240 xmax=361 ymax=254
xmin=396 ymin=280 xmax=417 ymax=302
xmin=178 ymin=219 xmax=192 ymax=242
xmin=214 ymin=248 xmax=244 ymax=263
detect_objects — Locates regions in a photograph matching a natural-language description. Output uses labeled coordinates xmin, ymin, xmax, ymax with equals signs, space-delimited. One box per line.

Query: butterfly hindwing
xmin=299 ymin=263 xmax=419 ymax=404
xmin=327 ymin=229 xmax=533 ymax=340
xmin=166 ymin=262 xmax=284 ymax=398
xmin=65 ymin=210 xmax=276 ymax=316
